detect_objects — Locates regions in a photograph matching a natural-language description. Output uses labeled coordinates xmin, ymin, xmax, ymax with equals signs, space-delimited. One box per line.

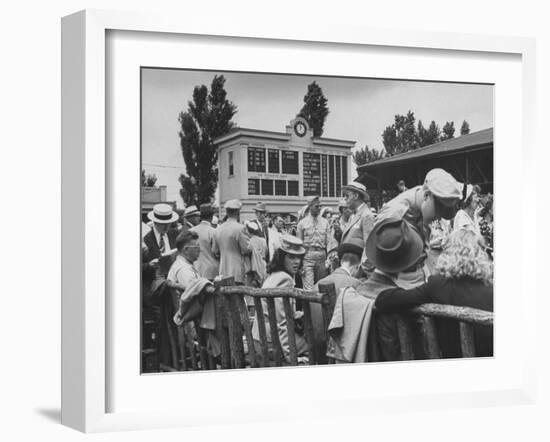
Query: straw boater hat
xmin=365 ymin=218 xmax=424 ymax=274
xmin=147 ymin=203 xmax=179 ymax=224
xmin=253 ymin=202 xmax=267 ymax=213
xmin=342 ymin=181 xmax=369 ymax=201
xmin=183 ymin=205 xmax=200 ymax=218
xmin=245 ymin=220 xmax=261 ymax=234
xmin=279 ymin=234 xmax=306 ymax=255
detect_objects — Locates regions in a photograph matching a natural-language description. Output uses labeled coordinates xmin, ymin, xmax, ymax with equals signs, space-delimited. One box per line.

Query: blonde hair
xmin=436 ymin=229 xmax=493 ymax=286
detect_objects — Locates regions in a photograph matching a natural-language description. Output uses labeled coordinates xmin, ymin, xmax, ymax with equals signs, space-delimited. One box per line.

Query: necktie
xmin=159 ymin=235 xmax=165 ymax=254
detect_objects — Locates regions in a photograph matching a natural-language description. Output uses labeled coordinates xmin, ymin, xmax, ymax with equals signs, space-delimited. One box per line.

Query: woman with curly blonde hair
xmin=375 ymin=228 xmax=493 ymax=358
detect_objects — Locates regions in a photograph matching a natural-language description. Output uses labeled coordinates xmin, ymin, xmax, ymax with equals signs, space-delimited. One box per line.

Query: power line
xmin=142 ymin=163 xmax=184 ymax=169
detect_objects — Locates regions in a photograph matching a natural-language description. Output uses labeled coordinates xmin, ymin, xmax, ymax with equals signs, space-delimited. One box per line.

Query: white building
xmin=213 ymin=117 xmax=355 ymax=220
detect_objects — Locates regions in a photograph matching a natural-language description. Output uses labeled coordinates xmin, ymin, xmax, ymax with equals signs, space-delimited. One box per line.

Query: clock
xmin=294 ymin=121 xmax=307 ymax=137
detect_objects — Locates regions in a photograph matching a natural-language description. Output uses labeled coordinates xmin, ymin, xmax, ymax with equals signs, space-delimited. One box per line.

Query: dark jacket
xmin=375 ymin=274 xmax=493 ymax=358
xmin=142 ymin=228 xmax=180 ymax=287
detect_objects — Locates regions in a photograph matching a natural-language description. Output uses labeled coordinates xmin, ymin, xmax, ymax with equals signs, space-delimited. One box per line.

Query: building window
xmin=288 ymin=180 xmax=299 ymax=196
xmin=341 ymin=156 xmax=348 ymax=187
xmin=275 ymin=180 xmax=286 ymax=195
xmin=281 ymin=150 xmax=299 ymax=174
xmin=268 ymin=149 xmax=280 ymax=174
xmin=248 ymin=179 xmax=260 ymax=195
xmin=248 ymin=147 xmax=266 ymax=172
xmin=261 ymin=179 xmax=274 ymax=195
xmin=228 ymin=151 xmax=234 ymax=176
xmin=335 ymin=155 xmax=342 ymax=196
xmin=328 ymin=155 xmax=335 ymax=197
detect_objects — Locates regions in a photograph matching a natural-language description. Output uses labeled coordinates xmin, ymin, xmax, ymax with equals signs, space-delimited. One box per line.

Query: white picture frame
xmin=61 ymin=9 xmax=537 ymax=433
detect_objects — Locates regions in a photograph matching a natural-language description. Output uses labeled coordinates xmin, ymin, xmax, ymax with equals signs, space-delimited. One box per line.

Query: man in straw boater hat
xmin=214 ymin=199 xmax=251 ymax=285
xmin=142 ymin=203 xmax=180 ymax=289
xmin=374 ymin=168 xmax=462 ymax=288
xmin=340 ymin=181 xmax=376 ymax=277
xmin=296 ymin=195 xmax=330 ymax=290
xmin=189 ymin=203 xmax=220 ymax=281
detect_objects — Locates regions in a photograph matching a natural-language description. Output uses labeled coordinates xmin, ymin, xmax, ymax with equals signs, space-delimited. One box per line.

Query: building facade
xmin=213 ymin=117 xmax=355 ymax=220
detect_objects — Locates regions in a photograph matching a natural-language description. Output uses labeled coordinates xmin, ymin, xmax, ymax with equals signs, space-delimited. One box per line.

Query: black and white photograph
xmin=140 ymin=68 xmax=494 ymax=373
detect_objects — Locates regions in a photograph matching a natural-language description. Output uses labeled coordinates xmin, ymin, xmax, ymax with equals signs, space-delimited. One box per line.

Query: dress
xmin=453 ymin=209 xmax=479 ymax=233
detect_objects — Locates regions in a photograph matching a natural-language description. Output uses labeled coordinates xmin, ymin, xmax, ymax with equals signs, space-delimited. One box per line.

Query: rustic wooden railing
xmin=161 ymin=280 xmax=494 ymax=371
xmin=392 ymin=303 xmax=494 ymax=360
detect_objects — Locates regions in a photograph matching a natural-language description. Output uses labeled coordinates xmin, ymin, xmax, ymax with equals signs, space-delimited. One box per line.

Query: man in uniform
xmin=190 ymin=203 xmax=219 ymax=281
xmin=214 ymin=199 xmax=251 ymax=284
xmin=375 ymin=168 xmax=462 ymax=287
xmin=296 ymin=196 xmax=330 ymax=290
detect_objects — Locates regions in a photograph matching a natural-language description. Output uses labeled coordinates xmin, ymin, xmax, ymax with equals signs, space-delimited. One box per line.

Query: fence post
xmin=318 ymin=282 xmax=336 ymax=364
xmin=214 ymin=277 xmax=233 ymax=369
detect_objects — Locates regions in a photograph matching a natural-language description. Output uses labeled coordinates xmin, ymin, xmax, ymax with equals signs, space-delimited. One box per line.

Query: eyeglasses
xmin=183 ymin=245 xmax=200 ymax=250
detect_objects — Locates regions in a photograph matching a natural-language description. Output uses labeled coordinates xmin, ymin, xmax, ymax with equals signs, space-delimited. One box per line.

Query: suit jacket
xmin=341 ymin=202 xmax=375 ymax=246
xmin=142 ymin=228 xmax=180 ymax=287
xmin=312 ymin=268 xmax=361 ymax=361
xmin=375 ymin=274 xmax=494 ymax=358
xmin=190 ymin=221 xmax=219 ymax=280
xmin=214 ymin=218 xmax=251 ymax=284
xmin=355 ymin=272 xmax=403 ymax=361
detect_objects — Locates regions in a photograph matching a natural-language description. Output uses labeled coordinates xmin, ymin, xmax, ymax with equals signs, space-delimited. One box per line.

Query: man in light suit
xmin=214 ymin=199 xmax=251 ymax=284
xmin=252 ymin=202 xmax=270 ymax=261
xmin=312 ymin=237 xmax=364 ymax=363
xmin=190 ymin=203 xmax=220 ymax=281
xmin=340 ymin=181 xmax=375 ymax=277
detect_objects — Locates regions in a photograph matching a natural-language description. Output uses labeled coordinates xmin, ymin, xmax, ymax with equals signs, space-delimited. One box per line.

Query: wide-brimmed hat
xmin=253 ymin=202 xmax=267 ymax=213
xmin=245 ymin=220 xmax=261 ymax=233
xmin=342 ymin=181 xmax=369 ymax=201
xmin=147 ymin=203 xmax=179 ymax=224
xmin=365 ymin=218 xmax=424 ymax=273
xmin=279 ymin=234 xmax=306 ymax=255
xmin=184 ymin=205 xmax=200 ymax=218
xmin=337 ymin=236 xmax=364 ymax=260
xmin=199 ymin=203 xmax=215 ymax=217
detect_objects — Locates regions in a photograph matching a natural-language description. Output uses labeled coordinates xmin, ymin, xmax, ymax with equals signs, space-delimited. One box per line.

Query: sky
xmin=141 ymin=68 xmax=493 ymax=207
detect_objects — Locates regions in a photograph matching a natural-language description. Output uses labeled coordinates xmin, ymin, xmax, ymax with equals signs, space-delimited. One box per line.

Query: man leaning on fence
xmin=296 ymin=195 xmax=330 ymax=290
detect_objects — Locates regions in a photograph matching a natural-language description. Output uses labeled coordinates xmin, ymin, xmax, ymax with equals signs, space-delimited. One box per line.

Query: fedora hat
xmin=199 ymin=203 xmax=215 ymax=217
xmin=279 ymin=234 xmax=306 ymax=256
xmin=253 ymin=202 xmax=267 ymax=213
xmin=147 ymin=203 xmax=179 ymax=224
xmin=342 ymin=181 xmax=369 ymax=201
xmin=365 ymin=218 xmax=423 ymax=273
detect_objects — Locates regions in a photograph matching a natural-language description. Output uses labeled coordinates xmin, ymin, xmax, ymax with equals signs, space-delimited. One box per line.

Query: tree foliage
xmin=441 ymin=121 xmax=456 ymax=140
xmin=382 ymin=111 xmax=420 ymax=156
xmin=178 ymin=75 xmax=237 ymax=206
xmin=141 ymin=170 xmax=157 ymax=187
xmin=298 ymin=81 xmax=329 ymax=137
xmin=352 ymin=145 xmax=385 ymax=166
xmin=460 ymin=120 xmax=470 ymax=135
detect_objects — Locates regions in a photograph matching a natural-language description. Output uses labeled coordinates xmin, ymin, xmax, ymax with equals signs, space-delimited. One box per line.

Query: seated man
xmin=168 ymin=231 xmax=219 ymax=357
xmin=312 ymin=238 xmax=364 ymax=363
